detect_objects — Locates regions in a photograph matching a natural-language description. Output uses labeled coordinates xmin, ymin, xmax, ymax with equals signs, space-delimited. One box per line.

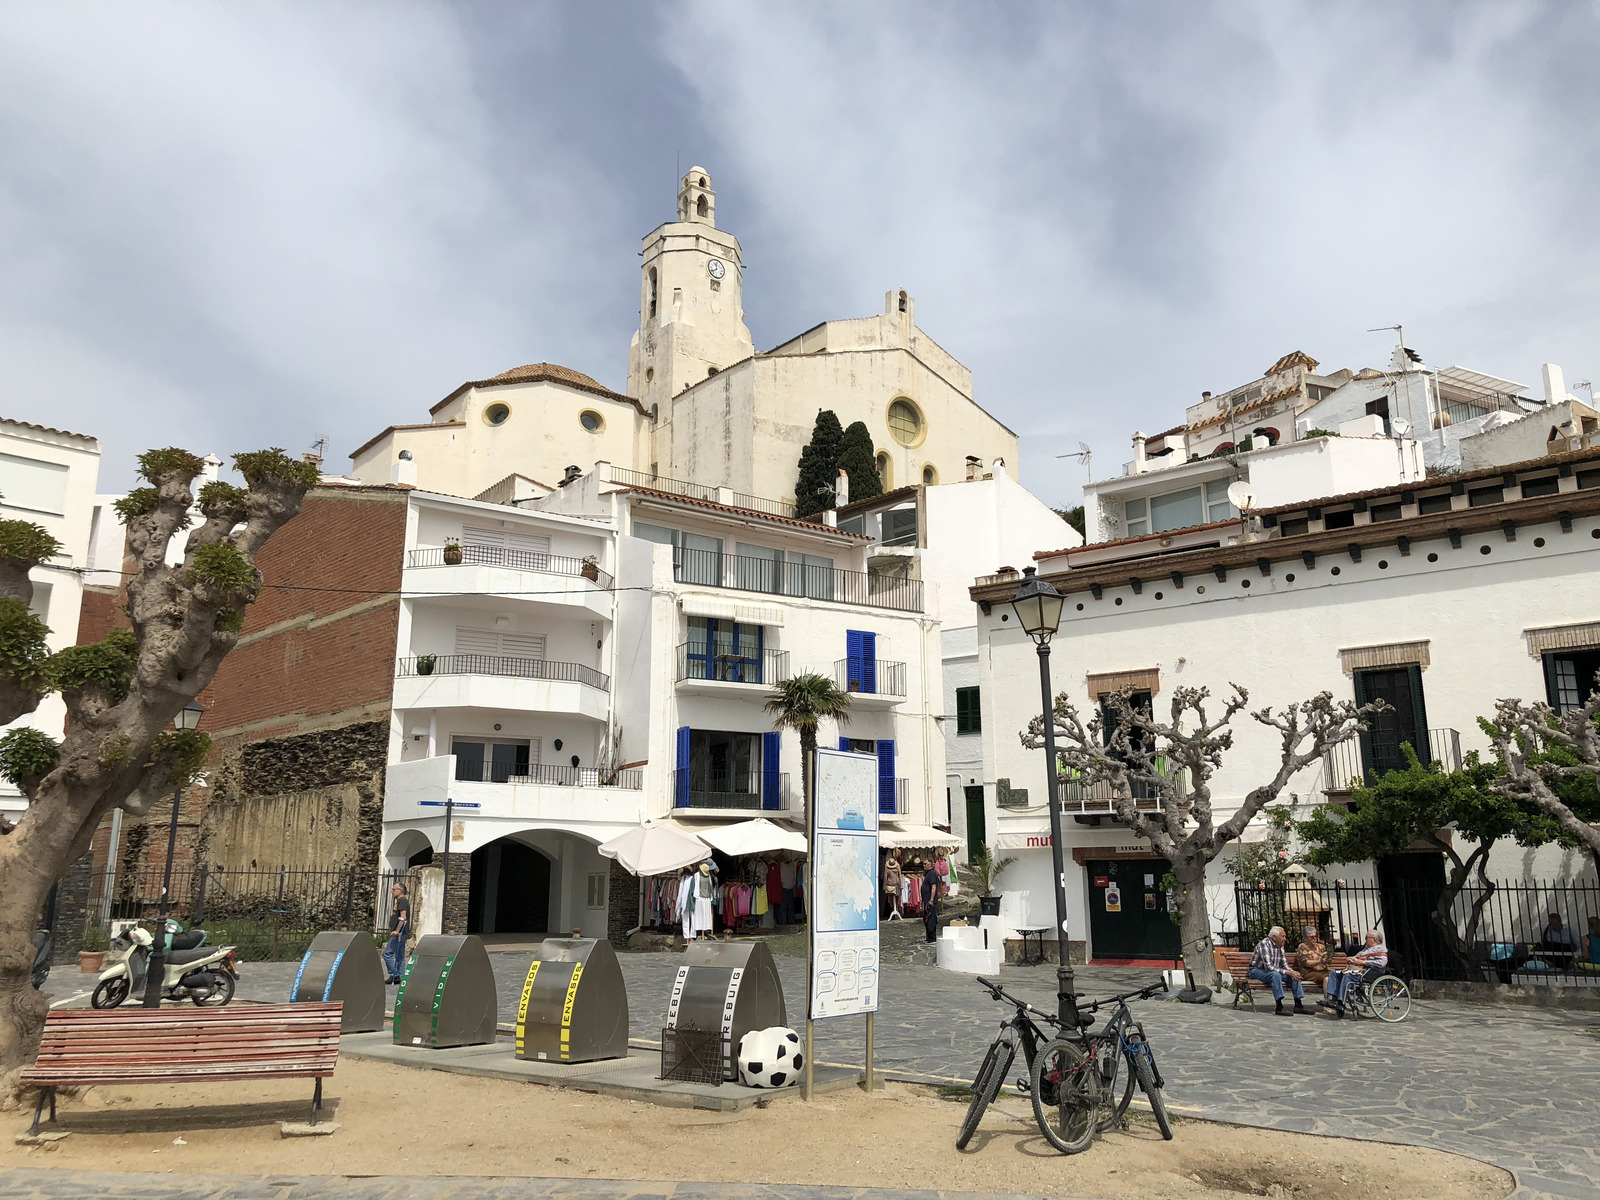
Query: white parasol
xmin=598 ymin=822 xmax=712 ymax=876
xmin=696 ymin=817 xmax=807 ymax=857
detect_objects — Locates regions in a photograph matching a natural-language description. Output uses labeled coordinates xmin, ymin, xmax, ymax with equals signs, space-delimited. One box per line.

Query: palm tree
xmin=764 ymin=672 xmax=853 ymax=809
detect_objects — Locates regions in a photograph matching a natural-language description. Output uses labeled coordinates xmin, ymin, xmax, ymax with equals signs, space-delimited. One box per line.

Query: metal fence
xmin=406 ymin=544 xmax=614 ymax=588
xmin=672 ymin=768 xmax=791 ymax=811
xmin=397 ymin=653 xmax=611 ymax=691
xmin=674 ymin=546 xmax=923 ymax=612
xmin=87 ymin=865 xmax=377 ymax=962
xmin=676 ymin=643 xmax=790 ymax=687
xmin=833 ymin=657 xmax=908 ymax=698
xmin=1232 ymin=878 xmax=1600 ymax=984
xmin=451 ymin=759 xmax=644 ymax=789
xmin=1319 ymin=727 xmax=1463 ymax=796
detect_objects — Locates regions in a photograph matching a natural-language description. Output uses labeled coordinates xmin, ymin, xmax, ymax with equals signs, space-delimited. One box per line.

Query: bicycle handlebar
xmin=974 ymin=976 xmax=1062 ymax=1026
xmin=1078 ymin=980 xmax=1169 ymax=1013
xmin=974 ymin=975 xmax=1167 ymax=1021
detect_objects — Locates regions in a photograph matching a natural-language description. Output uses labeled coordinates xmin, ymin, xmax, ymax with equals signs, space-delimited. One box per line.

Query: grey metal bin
xmin=290 ymin=931 xmax=387 ymax=1033
xmin=664 ymin=940 xmax=787 ymax=1081
xmin=514 ymin=937 xmax=629 ymax=1064
xmin=393 ymin=934 xmax=498 ymax=1048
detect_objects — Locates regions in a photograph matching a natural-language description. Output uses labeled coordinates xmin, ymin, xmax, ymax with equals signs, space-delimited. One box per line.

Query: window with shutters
xmin=453 ymin=628 xmax=547 ymax=677
xmin=460 ymin=524 xmax=552 ymax=571
xmin=1543 ymin=649 xmax=1600 ymax=714
xmin=955 ymin=686 xmax=981 ymax=734
xmin=451 ymin=736 xmax=537 ymax=783
xmin=586 ymin=872 xmax=608 ymax=909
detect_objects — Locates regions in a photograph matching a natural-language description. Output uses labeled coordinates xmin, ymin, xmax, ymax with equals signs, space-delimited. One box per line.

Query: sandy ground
xmin=3 ymin=1058 xmax=1512 ymax=1200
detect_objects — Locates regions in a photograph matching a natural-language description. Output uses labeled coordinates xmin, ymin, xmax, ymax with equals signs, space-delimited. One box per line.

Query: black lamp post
xmin=144 ymin=700 xmax=202 ymax=1008
xmin=1009 ymin=567 xmax=1080 ymax=1029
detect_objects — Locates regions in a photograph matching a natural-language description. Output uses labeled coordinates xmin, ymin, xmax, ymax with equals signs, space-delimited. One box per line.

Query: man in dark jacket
xmin=921 ymin=861 xmax=941 ymax=944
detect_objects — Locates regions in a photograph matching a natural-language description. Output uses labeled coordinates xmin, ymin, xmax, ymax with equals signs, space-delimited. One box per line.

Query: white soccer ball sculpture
xmin=737 ymin=1025 xmax=803 ymax=1088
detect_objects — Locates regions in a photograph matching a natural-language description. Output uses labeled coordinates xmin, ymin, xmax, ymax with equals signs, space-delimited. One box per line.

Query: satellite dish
xmin=1391 ymin=418 xmax=1412 ymax=437
xmin=1226 ymin=480 xmax=1257 ymax=512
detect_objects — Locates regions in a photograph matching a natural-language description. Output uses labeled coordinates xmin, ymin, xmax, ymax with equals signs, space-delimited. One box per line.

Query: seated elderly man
xmin=1321 ymin=930 xmax=1388 ymax=1016
xmin=1248 ymin=926 xmax=1309 ymax=1016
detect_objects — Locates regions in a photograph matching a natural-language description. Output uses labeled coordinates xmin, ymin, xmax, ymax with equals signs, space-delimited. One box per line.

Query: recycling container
xmin=664 ymin=939 xmax=786 ymax=1080
xmin=514 ymin=937 xmax=629 ymax=1064
xmin=393 ymin=933 xmax=498 ymax=1048
xmin=290 ymin=930 xmax=387 ymax=1033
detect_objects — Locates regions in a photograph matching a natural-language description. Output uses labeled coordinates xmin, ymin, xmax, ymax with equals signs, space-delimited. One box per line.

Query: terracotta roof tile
xmin=621 ymin=485 xmax=871 ymax=540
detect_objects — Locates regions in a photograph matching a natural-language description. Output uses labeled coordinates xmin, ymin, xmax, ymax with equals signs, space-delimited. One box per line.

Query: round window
xmin=887 ymin=399 xmax=922 ymax=446
xmin=579 ymin=410 xmax=603 ymax=433
xmin=484 ymin=402 xmax=511 ymax=426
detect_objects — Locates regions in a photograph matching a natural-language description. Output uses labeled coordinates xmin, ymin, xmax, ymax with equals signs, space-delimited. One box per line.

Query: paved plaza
xmin=36 ymin=949 xmax=1600 ymax=1199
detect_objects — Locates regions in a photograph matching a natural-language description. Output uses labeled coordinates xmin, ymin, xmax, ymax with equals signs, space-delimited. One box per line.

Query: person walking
xmin=921 ymin=860 xmax=941 ymax=945
xmin=384 ymin=881 xmax=411 ymax=984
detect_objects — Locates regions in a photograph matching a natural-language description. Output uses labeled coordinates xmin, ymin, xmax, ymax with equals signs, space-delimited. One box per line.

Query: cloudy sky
xmin=4 ymin=2 xmax=1597 ymax=507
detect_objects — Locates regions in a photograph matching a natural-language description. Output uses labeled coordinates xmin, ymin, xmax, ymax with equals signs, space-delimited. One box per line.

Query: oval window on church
xmin=579 ymin=410 xmax=604 ymax=433
xmin=887 ymin=398 xmax=923 ymax=447
xmin=484 ymin=402 xmax=511 ymax=426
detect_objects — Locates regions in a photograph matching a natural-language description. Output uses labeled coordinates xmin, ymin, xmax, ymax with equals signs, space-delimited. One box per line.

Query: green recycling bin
xmin=393 ymin=934 xmax=498 ymax=1048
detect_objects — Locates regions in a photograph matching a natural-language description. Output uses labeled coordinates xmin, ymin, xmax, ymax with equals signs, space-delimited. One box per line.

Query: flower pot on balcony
xmin=443 ymin=544 xmax=463 ymax=565
xmin=79 ymin=950 xmax=105 ymax=974
xmin=848 ymin=682 xmax=861 ymax=693
xmin=416 ymin=655 xmax=436 ymax=676
xmin=581 ymin=561 xmax=600 ymax=581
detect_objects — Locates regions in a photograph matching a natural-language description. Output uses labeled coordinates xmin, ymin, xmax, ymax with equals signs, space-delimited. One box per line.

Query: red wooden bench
xmin=19 ymin=1002 xmax=342 ymax=1136
xmin=1216 ymin=948 xmax=1349 ymax=1008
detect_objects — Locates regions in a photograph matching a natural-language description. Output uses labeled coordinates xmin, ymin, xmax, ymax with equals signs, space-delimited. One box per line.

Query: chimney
xmin=1543 ymin=364 xmax=1572 ymax=406
xmin=1202 ymin=391 xmax=1212 ymax=402
xmin=990 ymin=457 xmax=1005 ymax=475
xmin=1132 ymin=430 xmax=1148 ymax=474
xmin=835 ymin=467 xmax=850 ymax=507
xmin=821 ymin=509 xmax=837 ymax=528
xmin=561 ymin=464 xmax=582 ymax=486
xmin=390 ymin=450 xmax=417 ymax=486
xmin=965 ymin=455 xmax=980 ymax=481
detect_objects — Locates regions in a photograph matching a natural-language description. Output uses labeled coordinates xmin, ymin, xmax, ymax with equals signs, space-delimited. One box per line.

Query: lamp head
xmin=1009 ymin=566 xmax=1064 ymax=643
xmin=174 ymin=701 xmax=203 ymax=732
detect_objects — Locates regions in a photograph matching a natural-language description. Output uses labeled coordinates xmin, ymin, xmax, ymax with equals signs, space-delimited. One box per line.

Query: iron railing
xmin=673 ymin=546 xmax=923 ymax=612
xmin=731 ymin=491 xmax=798 ymax=519
xmin=1230 ymin=877 xmax=1600 ymax=985
xmin=1320 ymin=727 xmax=1463 ymax=796
xmin=609 ymin=466 xmax=798 ymax=519
xmin=398 ymin=654 xmax=610 ymax=691
xmin=451 ymin=759 xmax=644 ymax=789
xmin=833 ymin=657 xmax=908 ymax=698
xmin=676 ymin=644 xmax=790 ymax=687
xmin=1056 ymin=764 xmax=1183 ymax=813
xmin=407 ymin=544 xmax=612 ymax=588
xmin=672 ymin=769 xmax=790 ymax=811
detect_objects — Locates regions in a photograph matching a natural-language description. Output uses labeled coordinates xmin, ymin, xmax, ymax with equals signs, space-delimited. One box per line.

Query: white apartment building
xmin=378 ymin=464 xmax=946 ymax=936
xmin=970 ymin=446 xmax=1600 ymax=964
xmin=0 ymin=419 xmax=101 ymax=815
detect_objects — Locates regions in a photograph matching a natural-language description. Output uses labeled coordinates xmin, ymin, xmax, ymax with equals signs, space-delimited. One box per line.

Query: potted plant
xmin=79 ymin=923 xmax=109 ymax=973
xmin=581 ymin=554 xmax=600 ymax=582
xmin=443 ymin=541 xmax=463 ymax=565
xmin=416 ymin=654 xmax=437 ymax=676
xmin=968 ymin=843 xmax=1015 ymax=916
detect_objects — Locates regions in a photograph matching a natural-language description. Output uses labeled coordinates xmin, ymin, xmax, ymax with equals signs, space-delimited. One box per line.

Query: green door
xmin=964 ymin=786 xmax=986 ymax=863
xmin=1085 ymin=858 xmax=1180 ymax=961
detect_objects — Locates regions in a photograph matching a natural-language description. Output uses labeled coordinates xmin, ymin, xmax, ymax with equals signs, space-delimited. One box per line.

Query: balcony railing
xmin=610 ymin=466 xmax=798 ymax=519
xmin=407 ymin=544 xmax=613 ymax=589
xmin=398 ymin=654 xmax=610 ymax=691
xmin=673 ymin=769 xmax=790 ymax=811
xmin=1057 ymin=767 xmax=1180 ymax=814
xmin=453 ymin=760 xmax=643 ymax=789
xmin=1320 ymin=727 xmax=1463 ymax=795
xmin=673 ymin=547 xmax=923 ymax=613
xmin=834 ymin=657 xmax=908 ymax=698
xmin=676 ymin=644 xmax=790 ymax=687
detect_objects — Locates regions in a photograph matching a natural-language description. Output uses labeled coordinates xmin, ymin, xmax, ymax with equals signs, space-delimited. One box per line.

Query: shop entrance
xmin=1085 ymin=858 xmax=1179 ymax=962
xmin=467 ymin=838 xmax=551 ymax=934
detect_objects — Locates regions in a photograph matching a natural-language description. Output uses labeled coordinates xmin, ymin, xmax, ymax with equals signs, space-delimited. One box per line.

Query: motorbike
xmin=30 ymin=928 xmax=51 ymax=991
xmin=91 ymin=920 xmax=238 ymax=1009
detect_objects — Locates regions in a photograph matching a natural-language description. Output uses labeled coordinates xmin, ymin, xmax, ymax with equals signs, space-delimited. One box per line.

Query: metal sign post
xmin=419 ymin=799 xmax=479 ymax=936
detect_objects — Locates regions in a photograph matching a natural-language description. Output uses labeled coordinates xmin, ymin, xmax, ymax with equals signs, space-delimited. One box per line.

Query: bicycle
xmin=1031 ymin=980 xmax=1172 ymax=1154
xmin=957 ymin=977 xmax=1135 ymax=1150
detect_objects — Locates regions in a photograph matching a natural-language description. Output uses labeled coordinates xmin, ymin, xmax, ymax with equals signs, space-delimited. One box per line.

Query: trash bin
xmin=663 ymin=940 xmax=786 ymax=1081
xmin=514 ymin=937 xmax=629 ymax=1064
xmin=393 ymin=933 xmax=498 ymax=1048
xmin=290 ymin=931 xmax=387 ymax=1033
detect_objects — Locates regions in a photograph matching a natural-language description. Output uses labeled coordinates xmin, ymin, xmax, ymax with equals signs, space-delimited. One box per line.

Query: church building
xmin=348 ymin=168 xmax=1019 ymax=506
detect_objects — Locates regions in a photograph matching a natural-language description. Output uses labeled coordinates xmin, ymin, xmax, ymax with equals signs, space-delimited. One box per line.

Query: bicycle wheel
xmin=1030 ymin=1037 xmax=1099 ymax=1155
xmin=1369 ymin=975 xmax=1411 ymax=1023
xmin=1098 ymin=1046 xmax=1134 ymax=1130
xmin=957 ymin=1027 xmax=1017 ymax=1149
xmin=1131 ymin=1041 xmax=1173 ymax=1140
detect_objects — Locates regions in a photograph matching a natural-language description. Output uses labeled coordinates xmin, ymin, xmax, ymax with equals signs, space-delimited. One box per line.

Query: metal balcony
xmin=675 ymin=645 xmax=790 ymax=688
xmin=397 ymin=654 xmax=610 ymax=691
xmin=833 ymin=658 xmax=908 ymax=703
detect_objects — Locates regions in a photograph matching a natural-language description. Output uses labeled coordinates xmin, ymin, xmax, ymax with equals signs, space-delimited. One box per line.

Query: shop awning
xmin=697 ymin=817 xmax=807 ymax=857
xmin=597 ymin=822 xmax=712 ymax=876
xmin=880 ymin=824 xmax=963 ymax=851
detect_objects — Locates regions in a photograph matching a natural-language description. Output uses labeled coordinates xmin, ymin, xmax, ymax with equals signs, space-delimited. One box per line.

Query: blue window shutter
xmin=861 ymin=632 xmax=877 ymax=693
xmin=762 ymin=732 xmax=781 ymax=810
xmin=876 ymin=738 xmax=896 ymax=814
xmin=846 ymin=630 xmax=864 ymax=691
xmin=840 ymin=736 xmax=852 ymax=751
xmin=675 ymin=726 xmax=691 ymax=808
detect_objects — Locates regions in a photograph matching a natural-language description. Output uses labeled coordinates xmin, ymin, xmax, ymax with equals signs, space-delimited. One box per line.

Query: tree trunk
xmin=0 ymin=839 xmax=55 ymax=1098
xmin=1171 ymin=856 xmax=1218 ymax=988
xmin=800 ymin=730 xmax=815 ymax=818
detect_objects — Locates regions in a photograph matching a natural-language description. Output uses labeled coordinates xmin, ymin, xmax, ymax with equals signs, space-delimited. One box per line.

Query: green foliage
xmin=79 ymin=923 xmax=111 ymax=952
xmin=0 ymin=519 xmax=61 ymax=566
xmin=764 ymin=672 xmax=853 ymax=743
xmin=151 ymin=729 xmax=211 ymax=784
xmin=1226 ymin=804 xmax=1303 ymax=888
xmin=1057 ymin=506 xmax=1086 ymax=539
xmin=1302 ymin=428 xmax=1339 ymax=439
xmin=198 ymin=480 xmax=249 ymax=517
xmin=52 ymin=628 xmax=138 ymax=703
xmin=966 ymin=843 xmax=1016 ymax=897
xmin=188 ymin=542 xmax=257 ymax=595
xmin=0 ymin=727 xmax=60 ymax=786
xmin=233 ymin=447 xmax=321 ymax=491
xmin=99 ymin=734 xmax=132 ymax=769
xmin=138 ymin=447 xmax=205 ymax=484
xmin=113 ymin=487 xmax=160 ymax=524
xmin=0 ymin=597 xmax=52 ymax=691
xmin=794 ymin=411 xmax=845 ymax=517
xmin=215 ymin=608 xmax=245 ymax=634
xmin=837 ymin=421 xmax=883 ymax=503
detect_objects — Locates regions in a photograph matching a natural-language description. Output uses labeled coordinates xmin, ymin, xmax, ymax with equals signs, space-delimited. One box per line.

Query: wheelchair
xmin=1327 ymin=953 xmax=1412 ymax=1022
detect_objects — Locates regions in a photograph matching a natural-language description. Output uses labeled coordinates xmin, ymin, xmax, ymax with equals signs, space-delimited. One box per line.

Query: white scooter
xmin=91 ymin=921 xmax=239 ymax=1008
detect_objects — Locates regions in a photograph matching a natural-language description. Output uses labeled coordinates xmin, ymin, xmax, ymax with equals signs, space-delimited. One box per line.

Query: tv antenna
xmin=1575 ymin=380 xmax=1594 ymax=402
xmin=1057 ymin=441 xmax=1092 ymax=483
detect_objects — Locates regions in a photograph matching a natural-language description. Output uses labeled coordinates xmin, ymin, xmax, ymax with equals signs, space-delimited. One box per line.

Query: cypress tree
xmin=794 ymin=410 xmax=844 ymax=516
xmin=837 ymin=421 xmax=883 ymax=503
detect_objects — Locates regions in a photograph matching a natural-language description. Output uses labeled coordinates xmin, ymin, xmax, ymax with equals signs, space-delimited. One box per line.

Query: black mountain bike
xmin=1030 ymin=980 xmax=1172 ymax=1154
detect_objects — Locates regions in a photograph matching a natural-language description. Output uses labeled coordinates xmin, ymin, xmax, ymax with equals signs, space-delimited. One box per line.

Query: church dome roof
xmin=488 ymin=362 xmax=610 ymax=391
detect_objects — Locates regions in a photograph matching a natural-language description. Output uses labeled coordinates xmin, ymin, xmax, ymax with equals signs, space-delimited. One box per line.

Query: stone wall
xmin=607 ymin=861 xmax=640 ymax=948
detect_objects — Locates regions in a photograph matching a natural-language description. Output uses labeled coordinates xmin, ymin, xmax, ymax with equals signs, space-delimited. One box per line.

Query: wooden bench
xmin=1215 ymin=948 xmax=1348 ymax=1008
xmin=19 ymin=1002 xmax=342 ymax=1136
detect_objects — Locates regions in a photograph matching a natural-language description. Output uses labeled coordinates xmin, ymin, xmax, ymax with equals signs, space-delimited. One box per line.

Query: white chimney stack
xmin=835 ymin=467 xmax=850 ymax=507
xmin=391 ymin=451 xmax=417 ymax=487
xmin=1131 ymin=430 xmax=1148 ymax=474
xmin=1543 ymin=363 xmax=1573 ymax=406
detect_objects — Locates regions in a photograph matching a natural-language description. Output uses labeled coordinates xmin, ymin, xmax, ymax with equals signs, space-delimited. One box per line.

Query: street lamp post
xmin=1009 ymin=567 xmax=1079 ymax=1029
xmin=144 ymin=701 xmax=202 ymax=1008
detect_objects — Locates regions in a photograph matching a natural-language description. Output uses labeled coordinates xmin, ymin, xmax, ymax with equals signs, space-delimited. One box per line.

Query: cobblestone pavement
xmin=40 ymin=952 xmax=1600 ymax=1198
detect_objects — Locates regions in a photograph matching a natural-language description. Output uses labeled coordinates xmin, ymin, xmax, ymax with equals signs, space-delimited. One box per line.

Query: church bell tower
xmin=626 ymin=167 xmax=754 ymax=412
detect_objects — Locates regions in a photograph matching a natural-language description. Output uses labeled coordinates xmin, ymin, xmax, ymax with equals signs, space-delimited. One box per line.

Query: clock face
xmin=707 ymin=258 xmax=726 ymax=280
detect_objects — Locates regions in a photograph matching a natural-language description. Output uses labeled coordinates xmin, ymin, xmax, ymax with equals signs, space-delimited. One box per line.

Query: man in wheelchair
xmin=1320 ymin=930 xmax=1389 ymax=1017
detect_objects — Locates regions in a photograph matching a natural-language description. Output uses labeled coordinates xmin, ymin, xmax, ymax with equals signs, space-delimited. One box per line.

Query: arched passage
xmin=468 ymin=836 xmax=553 ymax=934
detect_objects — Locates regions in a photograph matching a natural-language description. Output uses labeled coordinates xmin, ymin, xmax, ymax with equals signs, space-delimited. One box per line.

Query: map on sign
xmin=810 ymin=750 xmax=880 ymax=1019
xmin=814 ymin=750 xmax=878 ymax=833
